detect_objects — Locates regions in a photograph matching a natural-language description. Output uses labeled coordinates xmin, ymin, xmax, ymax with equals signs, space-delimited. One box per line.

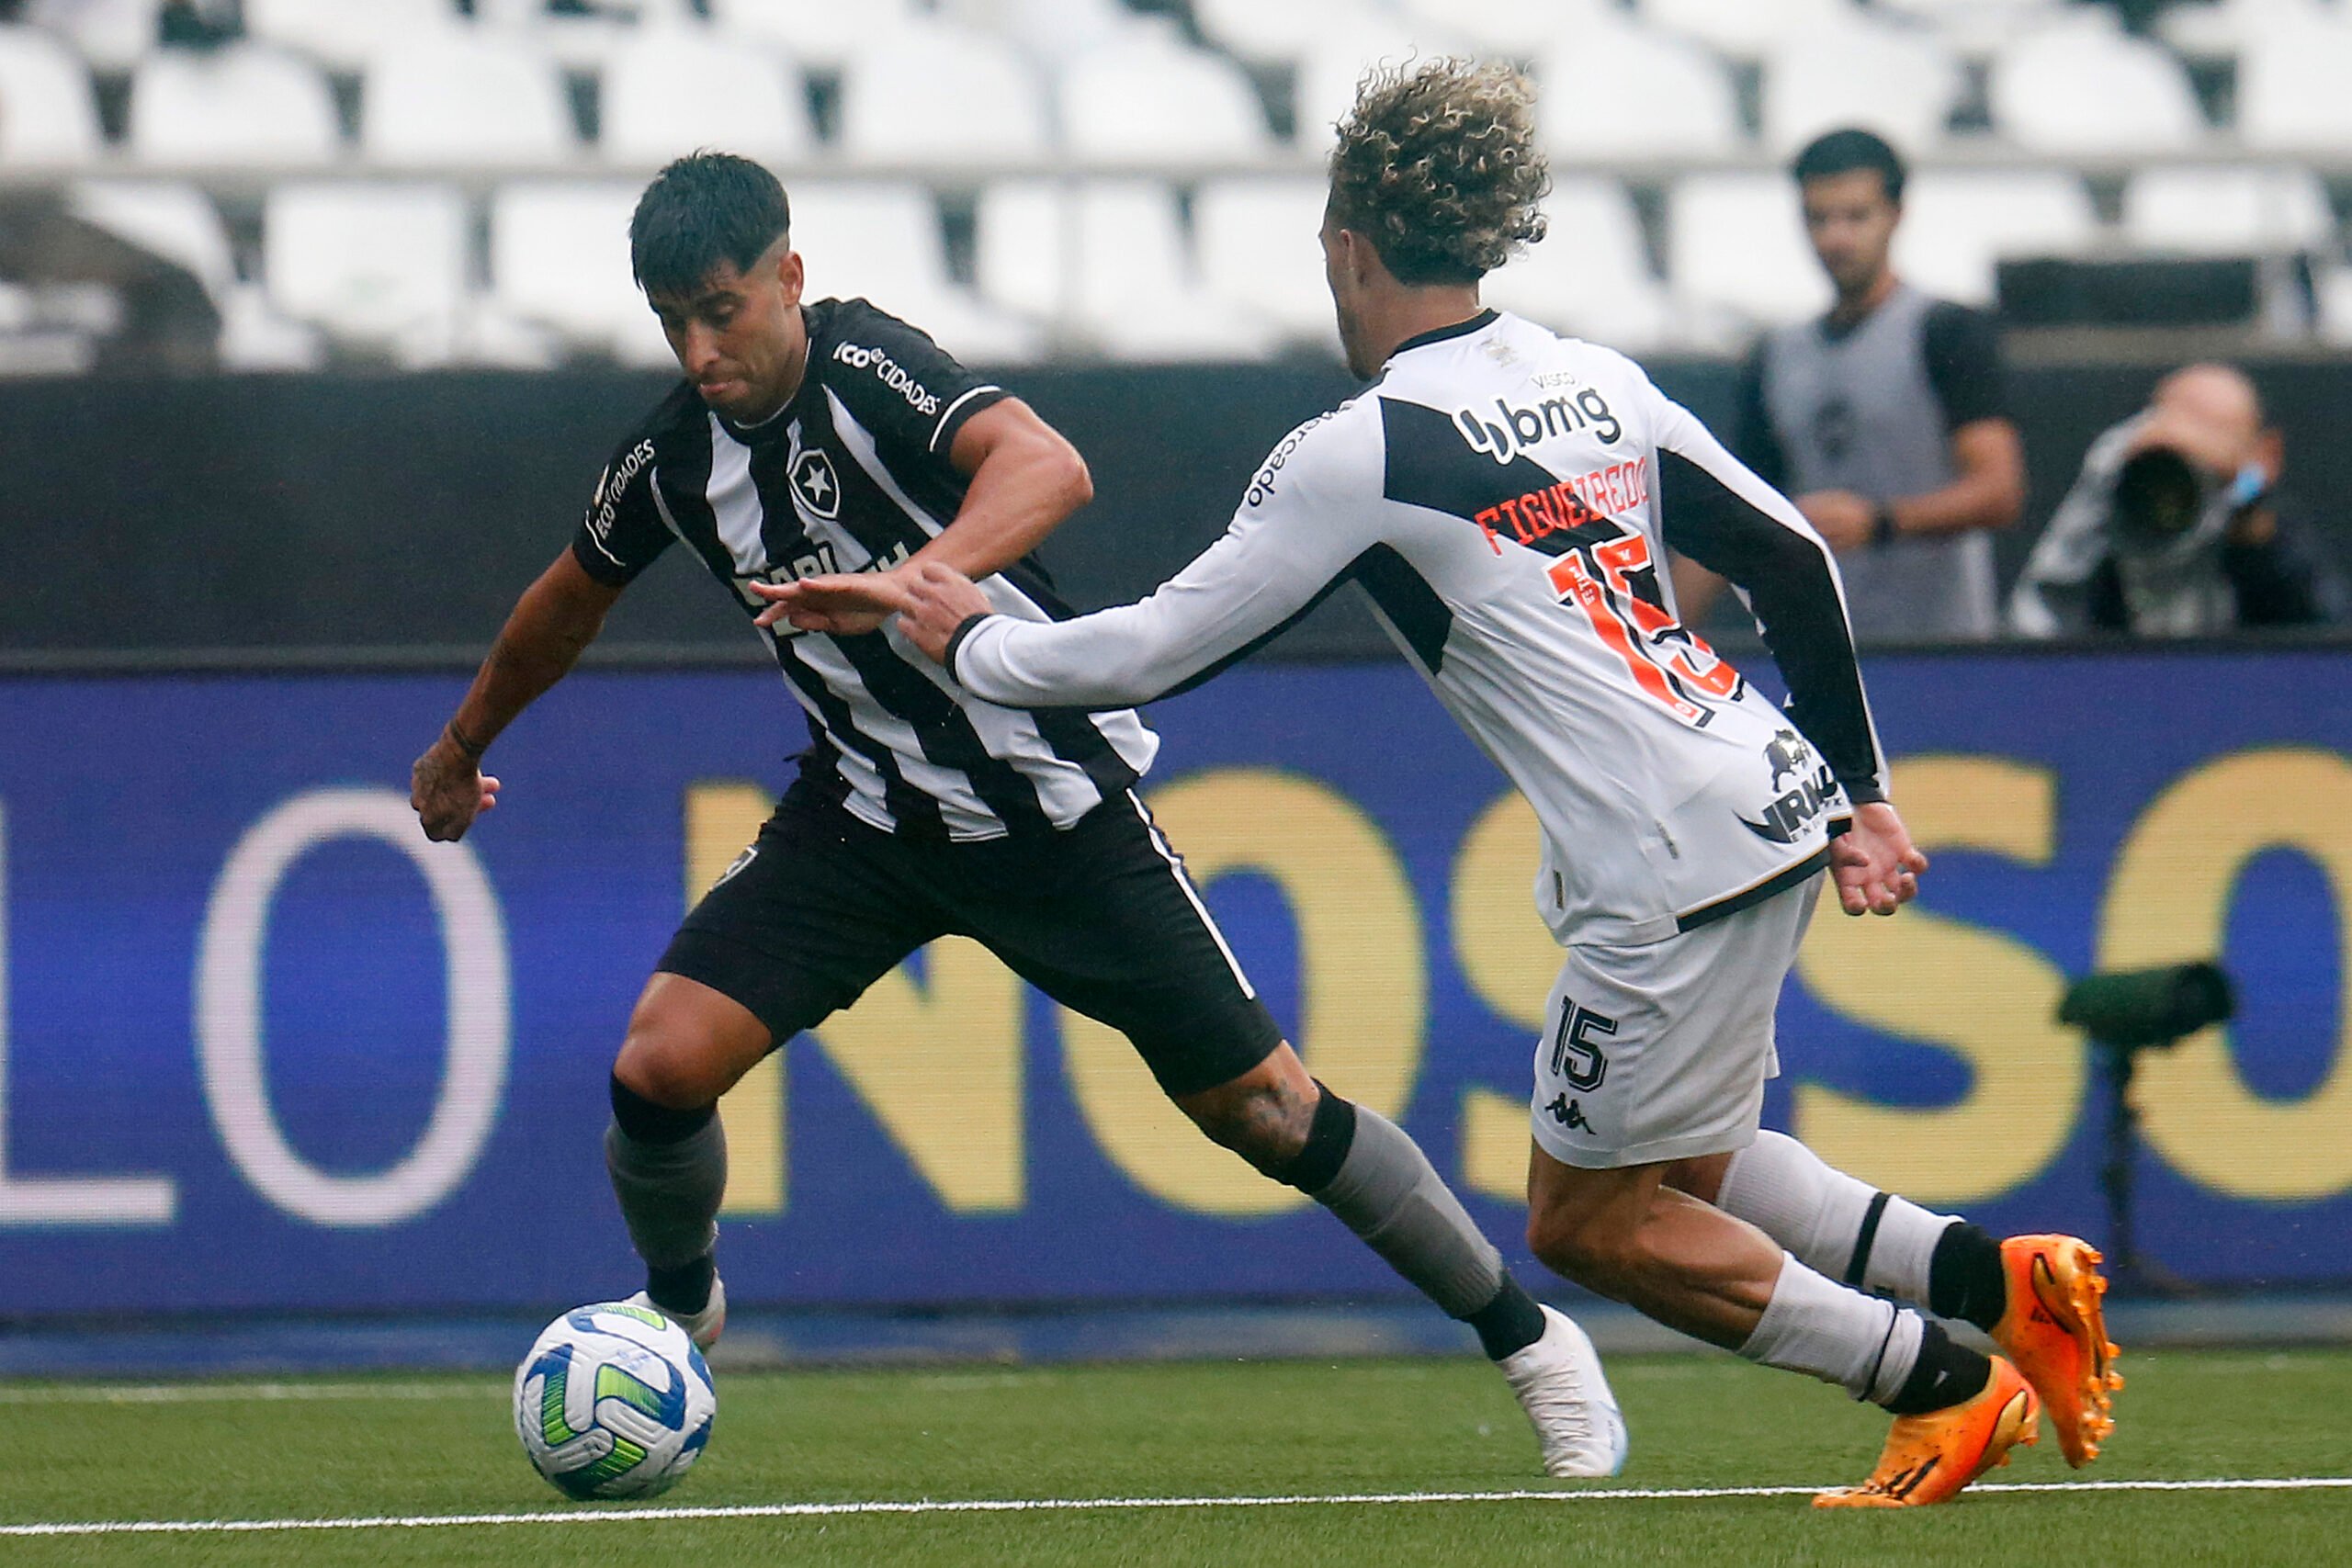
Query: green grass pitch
xmin=6 ymin=1346 xmax=2348 ymax=1566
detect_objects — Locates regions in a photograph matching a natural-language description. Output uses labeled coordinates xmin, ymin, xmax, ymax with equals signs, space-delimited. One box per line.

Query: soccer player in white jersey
xmin=411 ymin=152 xmax=1623 ymax=1479
xmin=762 ymin=62 xmax=2122 ymax=1506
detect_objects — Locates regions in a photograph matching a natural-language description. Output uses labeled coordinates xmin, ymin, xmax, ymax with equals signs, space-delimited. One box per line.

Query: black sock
xmin=647 ymin=1254 xmax=716 ymax=1316
xmin=1927 ymin=1223 xmax=2008 ymax=1333
xmin=1465 ymin=1277 xmax=1548 ymax=1360
xmin=1883 ymin=1321 xmax=1992 ymax=1415
xmin=1272 ymin=1083 xmax=1357 ymax=1195
xmin=610 ymin=1073 xmax=717 ymax=1145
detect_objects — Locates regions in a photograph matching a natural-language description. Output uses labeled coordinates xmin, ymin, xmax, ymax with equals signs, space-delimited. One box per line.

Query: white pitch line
xmin=5 ymin=1478 xmax=2348 ymax=1538
xmin=0 ymin=1382 xmax=502 ymax=1405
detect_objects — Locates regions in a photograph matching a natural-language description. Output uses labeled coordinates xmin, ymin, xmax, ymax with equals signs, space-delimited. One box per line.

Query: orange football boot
xmin=1990 ymin=1234 xmax=2123 ymax=1467
xmin=1814 ymin=1356 xmax=2040 ymax=1508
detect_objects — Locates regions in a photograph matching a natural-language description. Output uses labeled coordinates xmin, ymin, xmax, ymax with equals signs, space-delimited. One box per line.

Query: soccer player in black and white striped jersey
xmin=409 ymin=152 xmax=1623 ymax=1478
xmin=770 ymin=65 xmax=2122 ymax=1506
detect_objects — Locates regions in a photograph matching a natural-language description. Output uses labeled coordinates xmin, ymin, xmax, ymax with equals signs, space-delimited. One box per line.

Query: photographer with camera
xmin=2010 ymin=363 xmax=2342 ymax=637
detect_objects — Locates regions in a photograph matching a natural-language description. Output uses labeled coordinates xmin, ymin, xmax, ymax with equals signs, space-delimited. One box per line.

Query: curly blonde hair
xmin=1327 ymin=58 xmax=1549 ymax=286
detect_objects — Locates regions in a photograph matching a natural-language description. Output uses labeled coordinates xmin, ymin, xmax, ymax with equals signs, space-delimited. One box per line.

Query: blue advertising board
xmin=0 ymin=648 xmax=2346 ymax=1316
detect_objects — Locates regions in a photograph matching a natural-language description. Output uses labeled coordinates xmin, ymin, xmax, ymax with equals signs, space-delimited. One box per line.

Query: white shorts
xmin=1528 ymin=875 xmax=1823 ymax=1170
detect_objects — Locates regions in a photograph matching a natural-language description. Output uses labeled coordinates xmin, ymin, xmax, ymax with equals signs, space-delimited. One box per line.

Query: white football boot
xmin=1499 ymin=1304 xmax=1629 ymax=1478
xmin=627 ymin=1274 xmax=727 ymax=1351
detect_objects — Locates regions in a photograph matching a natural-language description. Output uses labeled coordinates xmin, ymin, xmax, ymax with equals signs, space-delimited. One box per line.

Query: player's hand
xmin=889 ymin=559 xmax=993 ymax=663
xmin=411 ymin=737 xmax=500 ymax=842
xmin=748 ymin=570 xmax=918 ymax=636
xmin=1829 ymin=801 xmax=1928 ymax=917
xmin=1796 ymin=490 xmax=1874 ymax=553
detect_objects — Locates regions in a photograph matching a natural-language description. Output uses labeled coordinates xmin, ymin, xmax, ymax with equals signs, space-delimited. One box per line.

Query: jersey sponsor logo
xmin=832 ymin=341 xmax=942 ymax=417
xmin=1741 ymin=729 xmax=1839 ymax=843
xmin=737 ymin=538 xmax=913 ymax=626
xmin=585 ymin=437 xmax=658 ymax=545
xmin=1454 ymin=387 xmax=1623 ymax=465
xmin=790 ymin=448 xmax=842 ymax=519
xmin=1243 ymin=412 xmax=1336 ymax=506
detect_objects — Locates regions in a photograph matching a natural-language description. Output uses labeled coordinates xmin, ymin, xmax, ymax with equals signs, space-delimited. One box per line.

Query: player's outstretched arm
xmin=412 ymin=548 xmax=622 ymax=841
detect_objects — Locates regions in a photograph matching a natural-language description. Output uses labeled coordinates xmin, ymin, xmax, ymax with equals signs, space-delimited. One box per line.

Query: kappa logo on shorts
xmin=1544 ymin=1094 xmax=1595 ymax=1134
xmin=790 ymin=449 xmax=842 ymax=520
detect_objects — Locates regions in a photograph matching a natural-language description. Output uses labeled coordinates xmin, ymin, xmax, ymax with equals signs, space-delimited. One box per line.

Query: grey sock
xmin=1314 ymin=1106 xmax=1506 ymax=1320
xmin=604 ymin=1114 xmax=727 ymax=1270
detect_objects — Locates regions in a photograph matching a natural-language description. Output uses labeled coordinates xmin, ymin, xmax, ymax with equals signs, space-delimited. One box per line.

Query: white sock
xmin=1717 ymin=1131 xmax=1955 ymax=1305
xmin=1738 ymin=1252 xmax=1924 ymax=1406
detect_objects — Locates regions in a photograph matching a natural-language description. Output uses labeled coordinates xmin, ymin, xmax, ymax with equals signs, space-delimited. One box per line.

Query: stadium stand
xmin=487 ymin=178 xmax=675 ymax=367
xmin=0 ymin=0 xmax=2349 ymax=367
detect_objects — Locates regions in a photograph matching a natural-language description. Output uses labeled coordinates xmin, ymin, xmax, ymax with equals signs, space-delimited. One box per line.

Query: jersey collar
xmin=1388 ymin=309 xmax=1500 ymax=362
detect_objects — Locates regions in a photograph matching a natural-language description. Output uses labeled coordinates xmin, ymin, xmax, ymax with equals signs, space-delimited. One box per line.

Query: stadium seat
xmin=1480 ymin=176 xmax=1673 ymax=353
xmin=975 ymin=178 xmax=1283 ymax=361
xmin=488 ymin=180 xmax=674 ymax=367
xmin=2159 ymin=0 xmax=2341 ymax=62
xmin=28 ymin=0 xmax=164 ymax=72
xmin=935 ymin=0 xmax=1141 ymax=69
xmin=1291 ymin=15 xmax=1473 ymax=153
xmin=1395 ymin=0 xmax=1614 ymax=54
xmin=1057 ymin=28 xmax=1274 ymax=164
xmin=1894 ymin=169 xmax=2098 ymax=307
xmin=473 ymin=0 xmax=703 ymax=70
xmin=1194 ymin=175 xmax=1340 ymax=353
xmin=1759 ymin=19 xmax=1963 ymax=157
xmin=597 ymin=27 xmax=813 ymax=166
xmin=364 ymin=30 xmax=578 ymax=168
xmin=244 ymin=0 xmax=459 ymax=72
xmin=1868 ymin=0 xmax=2070 ymax=59
xmin=1191 ymin=0 xmax=1394 ymax=68
xmin=127 ymin=43 xmax=340 ymax=167
xmin=1666 ymin=172 xmax=1830 ymax=340
xmin=1534 ymin=21 xmax=1744 ymax=164
xmin=711 ymin=0 xmax=920 ymax=73
xmin=2238 ymin=18 xmax=2352 ymax=151
xmin=0 ymin=24 xmax=104 ymax=165
xmin=1639 ymin=0 xmax=1866 ymax=58
xmin=66 ymin=176 xmax=325 ymax=369
xmin=265 ymin=182 xmax=470 ymax=363
xmin=787 ymin=181 xmax=1044 ymax=365
xmin=837 ymin=18 xmax=1050 ymax=165
xmin=2122 ymin=164 xmax=2336 ymax=255
xmin=1988 ymin=19 xmax=2207 ymax=154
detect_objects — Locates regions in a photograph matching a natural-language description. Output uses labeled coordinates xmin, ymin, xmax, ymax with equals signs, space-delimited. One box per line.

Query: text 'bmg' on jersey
xmin=572 ymin=297 xmax=1157 ymax=840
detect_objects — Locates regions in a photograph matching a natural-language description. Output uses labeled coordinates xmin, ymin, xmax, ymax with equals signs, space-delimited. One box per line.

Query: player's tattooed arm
xmin=413 ymin=549 xmax=621 ymax=842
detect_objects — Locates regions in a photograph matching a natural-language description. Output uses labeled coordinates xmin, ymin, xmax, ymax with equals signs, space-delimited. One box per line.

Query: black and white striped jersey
xmin=571 ymin=296 xmax=1157 ymax=840
xmin=947 ymin=310 xmax=1889 ymax=944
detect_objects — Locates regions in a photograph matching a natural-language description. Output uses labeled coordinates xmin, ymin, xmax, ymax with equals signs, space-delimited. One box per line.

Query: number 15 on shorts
xmin=1549 ymin=997 xmax=1616 ymax=1091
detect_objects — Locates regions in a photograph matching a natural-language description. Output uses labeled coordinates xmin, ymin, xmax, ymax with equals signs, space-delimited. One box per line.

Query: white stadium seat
xmin=935 ymin=0 xmax=1140 ymax=70
xmin=1534 ymin=21 xmax=1743 ymax=164
xmin=1192 ymin=0 xmax=1394 ymax=68
xmin=837 ymin=19 xmax=1050 ymax=166
xmin=1894 ymin=169 xmax=2098 ymax=307
xmin=1864 ymin=0 xmax=2069 ymax=60
xmin=788 ymin=181 xmax=1043 ymax=365
xmin=364 ymin=30 xmax=577 ymax=169
xmin=1760 ymin=20 xmax=1963 ymax=157
xmin=1395 ymin=0 xmax=1615 ymax=54
xmin=266 ymin=182 xmax=470 ymax=362
xmin=2122 ymin=164 xmax=2336 ymax=255
xmin=243 ymin=0 xmax=459 ymax=73
xmin=1639 ymin=0 xmax=1865 ymax=58
xmin=2237 ymin=18 xmax=2352 ymax=151
xmin=1292 ymin=16 xmax=1472 ymax=155
xmin=976 ymin=178 xmax=1282 ymax=362
xmin=1988 ymin=19 xmax=2206 ymax=154
xmin=1058 ymin=28 xmax=1273 ymax=164
xmin=598 ymin=27 xmax=813 ymax=166
xmin=23 ymin=0 xmax=164 ymax=73
xmin=68 ymin=179 xmax=238 ymax=299
xmin=0 ymin=24 xmax=104 ymax=166
xmin=1666 ymin=172 xmax=1830 ymax=337
xmin=1194 ymin=175 xmax=1340 ymax=353
xmin=711 ymin=0 xmax=920 ymax=73
xmin=489 ymin=180 xmax=674 ymax=368
xmin=2160 ymin=0 xmax=2342 ymax=61
xmin=1480 ymin=177 xmax=1673 ymax=353
xmin=127 ymin=43 xmax=340 ymax=168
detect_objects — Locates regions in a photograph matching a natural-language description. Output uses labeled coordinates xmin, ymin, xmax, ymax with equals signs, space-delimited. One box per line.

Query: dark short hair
xmin=1328 ymin=58 xmax=1549 ymax=286
xmin=1791 ymin=128 xmax=1905 ymax=207
xmin=629 ymin=152 xmax=792 ymax=299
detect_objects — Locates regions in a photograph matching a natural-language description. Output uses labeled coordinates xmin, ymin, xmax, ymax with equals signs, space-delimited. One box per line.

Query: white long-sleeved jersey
xmin=949 ymin=310 xmax=1889 ymax=945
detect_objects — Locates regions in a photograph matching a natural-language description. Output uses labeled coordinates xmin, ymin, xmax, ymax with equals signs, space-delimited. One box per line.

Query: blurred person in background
xmin=1675 ymin=129 xmax=2026 ymax=643
xmin=2010 ymin=363 xmax=2344 ymax=637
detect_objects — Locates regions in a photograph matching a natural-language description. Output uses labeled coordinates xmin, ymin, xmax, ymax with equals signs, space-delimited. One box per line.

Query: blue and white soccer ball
xmin=514 ymin=1301 xmax=717 ymax=1500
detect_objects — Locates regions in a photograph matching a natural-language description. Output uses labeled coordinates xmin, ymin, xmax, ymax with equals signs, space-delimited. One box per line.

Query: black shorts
xmin=656 ymin=791 xmax=1283 ymax=1098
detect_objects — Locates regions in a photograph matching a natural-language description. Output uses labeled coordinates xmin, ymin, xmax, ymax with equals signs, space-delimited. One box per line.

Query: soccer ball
xmin=514 ymin=1301 xmax=717 ymax=1500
